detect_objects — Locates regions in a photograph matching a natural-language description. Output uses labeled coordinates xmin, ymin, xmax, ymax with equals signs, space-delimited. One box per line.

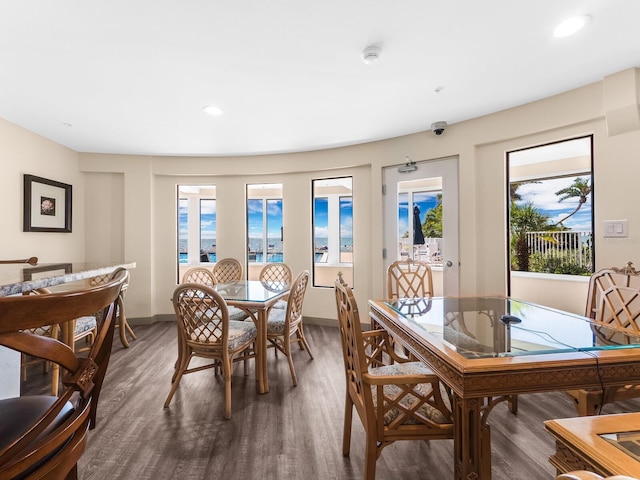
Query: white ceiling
xmin=1 ymin=1 xmax=639 ymax=157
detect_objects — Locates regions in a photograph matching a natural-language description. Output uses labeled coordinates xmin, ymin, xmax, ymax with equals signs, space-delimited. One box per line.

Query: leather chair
xmin=0 ymin=270 xmax=126 ymax=479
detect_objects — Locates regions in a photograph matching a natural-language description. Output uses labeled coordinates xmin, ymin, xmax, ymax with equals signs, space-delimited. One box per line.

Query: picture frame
xmin=23 ymin=174 xmax=72 ymax=233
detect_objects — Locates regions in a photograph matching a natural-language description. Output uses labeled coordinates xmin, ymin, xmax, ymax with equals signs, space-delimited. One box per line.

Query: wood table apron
xmin=368 ymin=299 xmax=640 ymax=480
xmin=223 ymin=290 xmax=289 ymax=394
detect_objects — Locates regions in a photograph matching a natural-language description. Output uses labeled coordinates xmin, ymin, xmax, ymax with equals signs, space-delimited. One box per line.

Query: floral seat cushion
xmin=74 ymin=316 xmax=97 ymax=335
xmin=190 ymin=320 xmax=256 ymax=350
xmin=368 ymin=361 xmax=451 ymax=425
xmin=265 ymin=308 xmax=286 ymax=334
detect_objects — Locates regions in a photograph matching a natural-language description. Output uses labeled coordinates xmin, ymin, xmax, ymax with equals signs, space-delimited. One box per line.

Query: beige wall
xmin=0 ymin=118 xmax=84 ymax=263
xmin=3 ymin=68 xmax=640 ymax=321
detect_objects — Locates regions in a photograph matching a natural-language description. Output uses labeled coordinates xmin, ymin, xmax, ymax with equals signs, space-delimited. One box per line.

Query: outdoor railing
xmin=525 ymin=230 xmax=593 ymax=273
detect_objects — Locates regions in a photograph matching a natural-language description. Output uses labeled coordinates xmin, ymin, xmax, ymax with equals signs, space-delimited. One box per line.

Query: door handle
xmin=445 ymin=260 xmax=453 ymax=267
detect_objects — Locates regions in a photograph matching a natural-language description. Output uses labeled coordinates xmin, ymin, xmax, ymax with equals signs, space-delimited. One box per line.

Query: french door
xmin=382 ymin=157 xmax=459 ymax=296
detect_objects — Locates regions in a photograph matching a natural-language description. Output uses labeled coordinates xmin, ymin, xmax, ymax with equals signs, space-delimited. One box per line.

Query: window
xmin=507 ymin=136 xmax=594 ymax=277
xmin=177 ymin=185 xmax=216 ymax=279
xmin=397 ymin=185 xmax=442 ymax=265
xmin=312 ymin=177 xmax=353 ymax=287
xmin=246 ymin=183 xmax=283 ymax=264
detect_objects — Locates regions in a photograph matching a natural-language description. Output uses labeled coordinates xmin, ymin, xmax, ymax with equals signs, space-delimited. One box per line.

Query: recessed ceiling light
xmin=203 ymin=105 xmax=223 ymax=116
xmin=554 ymin=14 xmax=592 ymax=38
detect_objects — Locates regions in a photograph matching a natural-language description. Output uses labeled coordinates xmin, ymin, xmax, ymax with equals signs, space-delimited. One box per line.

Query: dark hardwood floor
xmin=22 ymin=322 xmax=640 ymax=480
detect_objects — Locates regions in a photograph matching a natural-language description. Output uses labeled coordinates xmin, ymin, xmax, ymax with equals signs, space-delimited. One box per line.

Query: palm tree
xmin=510 ymin=201 xmax=550 ymax=271
xmin=422 ymin=194 xmax=442 ymax=238
xmin=554 ymin=177 xmax=591 ymax=226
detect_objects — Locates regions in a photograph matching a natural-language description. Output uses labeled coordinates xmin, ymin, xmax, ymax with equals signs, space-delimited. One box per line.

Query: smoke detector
xmin=362 ymin=46 xmax=381 ymax=64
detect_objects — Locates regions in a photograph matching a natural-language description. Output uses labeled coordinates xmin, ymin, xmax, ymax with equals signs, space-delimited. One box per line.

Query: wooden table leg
xmin=453 ymin=395 xmax=492 ymax=480
xmin=256 ymin=309 xmax=269 ymax=394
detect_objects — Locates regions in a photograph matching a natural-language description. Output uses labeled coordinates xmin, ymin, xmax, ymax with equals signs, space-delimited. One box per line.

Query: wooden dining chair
xmin=0 ymin=257 xmax=38 ymax=265
xmin=567 ymin=262 xmax=640 ymax=415
xmin=387 ymin=258 xmax=434 ymax=300
xmin=212 ymin=258 xmax=243 ymax=283
xmin=259 ymin=262 xmax=292 ymax=309
xmin=164 ymin=283 xmax=257 ymax=419
xmin=334 ymin=272 xmax=454 ymax=480
xmin=20 ymin=289 xmax=61 ymax=396
xmin=265 ymin=270 xmax=312 ymax=385
xmin=0 ymin=270 xmax=125 ymax=479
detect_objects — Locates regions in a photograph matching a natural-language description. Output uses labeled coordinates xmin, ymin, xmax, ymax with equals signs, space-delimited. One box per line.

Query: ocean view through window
xmin=312 ymin=177 xmax=353 ymax=287
xmin=247 ymin=183 xmax=283 ymax=266
xmin=177 ymin=185 xmax=216 ymax=280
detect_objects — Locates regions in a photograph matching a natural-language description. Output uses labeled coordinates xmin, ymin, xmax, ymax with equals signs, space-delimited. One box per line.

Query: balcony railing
xmin=524 ymin=230 xmax=593 ymax=273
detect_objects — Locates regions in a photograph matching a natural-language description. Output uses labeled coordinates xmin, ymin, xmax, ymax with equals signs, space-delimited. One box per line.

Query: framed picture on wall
xmin=23 ymin=174 xmax=72 ymax=233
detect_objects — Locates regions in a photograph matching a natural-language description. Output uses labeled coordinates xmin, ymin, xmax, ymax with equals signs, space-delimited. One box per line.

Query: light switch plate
xmin=603 ymin=220 xmax=628 ymax=238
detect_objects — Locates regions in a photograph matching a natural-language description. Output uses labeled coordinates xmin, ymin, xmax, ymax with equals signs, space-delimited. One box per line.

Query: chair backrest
xmin=213 ymin=258 xmax=243 ymax=283
xmin=182 ymin=266 xmax=217 ymax=285
xmin=259 ymin=263 xmax=292 ymax=290
xmin=283 ymin=270 xmax=309 ymax=330
xmin=0 ymin=270 xmax=126 ymax=479
xmin=387 ymin=259 xmax=434 ymax=299
xmin=586 ymin=262 xmax=640 ymax=344
xmin=172 ymin=283 xmax=230 ymax=348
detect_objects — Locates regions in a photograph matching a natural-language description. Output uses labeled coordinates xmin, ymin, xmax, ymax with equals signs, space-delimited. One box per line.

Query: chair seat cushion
xmin=74 ymin=316 xmax=97 ymax=335
xmin=228 ymin=307 xmax=251 ymax=322
xmin=266 ymin=308 xmax=286 ymax=334
xmin=369 ymin=361 xmax=451 ymax=425
xmin=272 ymin=300 xmax=287 ymax=310
xmin=190 ymin=320 xmax=257 ymax=350
xmin=0 ymin=395 xmax=75 ymax=452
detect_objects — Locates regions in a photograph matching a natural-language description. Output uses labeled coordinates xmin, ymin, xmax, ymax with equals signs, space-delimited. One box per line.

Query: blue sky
xmin=398 ymin=192 xmax=440 ymax=236
xmin=515 ymin=176 xmax=592 ymax=231
xmin=313 ymin=197 xmax=353 ymax=239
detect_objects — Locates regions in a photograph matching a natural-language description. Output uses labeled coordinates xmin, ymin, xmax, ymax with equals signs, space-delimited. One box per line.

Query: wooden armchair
xmin=213 ymin=258 xmax=243 ymax=283
xmin=334 ymin=273 xmax=454 ymax=480
xmin=567 ymin=262 xmax=640 ymax=415
xmin=0 ymin=270 xmax=126 ymax=479
xmin=265 ymin=270 xmax=312 ymax=385
xmin=164 ymin=283 xmax=257 ymax=419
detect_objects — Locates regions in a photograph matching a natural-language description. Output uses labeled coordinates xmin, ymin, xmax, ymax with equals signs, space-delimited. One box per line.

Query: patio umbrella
xmin=413 ymin=205 xmax=425 ymax=245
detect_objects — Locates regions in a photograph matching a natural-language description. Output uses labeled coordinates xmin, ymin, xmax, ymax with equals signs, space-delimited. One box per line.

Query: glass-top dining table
xmin=214 ymin=280 xmax=290 ymax=394
xmin=368 ymin=296 xmax=640 ymax=480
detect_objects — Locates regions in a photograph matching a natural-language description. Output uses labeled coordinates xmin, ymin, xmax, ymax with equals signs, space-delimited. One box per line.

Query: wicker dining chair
xmin=567 ymin=262 xmax=640 ymax=415
xmin=259 ymin=262 xmax=292 ymax=309
xmin=334 ymin=272 xmax=454 ymax=480
xmin=0 ymin=270 xmax=125 ymax=479
xmin=164 ymin=283 xmax=257 ymax=419
xmin=182 ymin=266 xmax=217 ymax=285
xmin=265 ymin=269 xmax=312 ymax=385
xmin=213 ymin=258 xmax=243 ymax=283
